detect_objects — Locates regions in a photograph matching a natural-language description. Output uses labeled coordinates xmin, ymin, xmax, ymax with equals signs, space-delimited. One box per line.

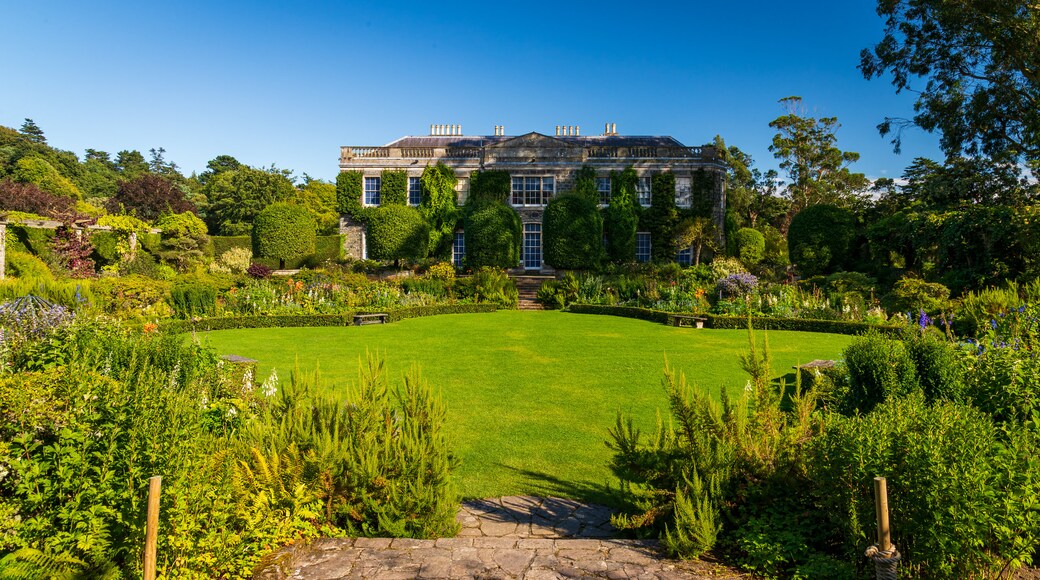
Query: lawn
xmin=197 ymin=310 xmax=852 ymax=505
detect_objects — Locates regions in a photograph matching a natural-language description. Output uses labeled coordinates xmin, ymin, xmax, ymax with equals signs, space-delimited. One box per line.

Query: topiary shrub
xmin=155 ymin=211 xmax=209 ymax=272
xmin=380 ymin=169 xmax=407 ymax=206
xmin=734 ymin=228 xmax=765 ymax=265
xmin=365 ymin=205 xmax=430 ymax=264
xmin=542 ymin=194 xmax=603 ymax=270
xmin=462 ymin=200 xmax=521 ymax=269
xmin=252 ymin=203 xmax=317 ymax=270
xmin=886 ymin=276 xmax=951 ymax=316
xmin=787 ymin=204 xmax=856 ymax=277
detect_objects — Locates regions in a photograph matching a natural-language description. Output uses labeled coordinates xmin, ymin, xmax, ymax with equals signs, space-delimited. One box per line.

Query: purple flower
xmin=918 ymin=309 xmax=931 ymax=329
xmin=715 ymin=273 xmax=759 ymax=298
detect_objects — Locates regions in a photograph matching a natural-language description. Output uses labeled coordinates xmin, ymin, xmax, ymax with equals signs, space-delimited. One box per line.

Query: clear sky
xmin=0 ymin=1 xmax=944 ymax=183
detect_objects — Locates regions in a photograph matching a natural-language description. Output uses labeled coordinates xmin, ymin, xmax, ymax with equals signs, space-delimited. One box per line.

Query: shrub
xmin=760 ymin=225 xmax=789 ymax=267
xmin=904 ymin=331 xmax=966 ymax=404
xmin=462 ymin=201 xmax=521 ymax=269
xmin=787 ymin=204 xmax=856 ymax=277
xmin=365 ymin=205 xmax=429 ymax=264
xmin=425 ymin=262 xmax=456 ymax=281
xmin=734 ymin=228 xmax=765 ymax=265
xmin=955 ymin=283 xmax=1023 ymax=337
xmin=542 ymin=194 xmax=603 ymax=270
xmin=90 ymin=275 xmax=173 ymax=319
xmin=419 ymin=163 xmax=461 ymax=259
xmin=50 ymin=224 xmax=95 ymax=278
xmin=155 ymin=211 xmax=209 ymax=272
xmin=836 ymin=331 xmax=919 ymax=414
xmin=247 ymin=263 xmax=272 ymax=279
xmin=887 ymin=276 xmax=952 ymax=316
xmin=209 ymin=247 xmax=253 ymax=274
xmin=456 ymin=268 xmax=518 ymax=307
xmin=252 ymin=203 xmax=317 ymax=270
xmin=170 ymin=281 xmax=219 ymax=318
xmin=715 ymin=272 xmax=758 ymax=299
xmin=809 ymin=394 xmax=1040 ymax=578
xmin=5 ymin=251 xmax=53 ymax=280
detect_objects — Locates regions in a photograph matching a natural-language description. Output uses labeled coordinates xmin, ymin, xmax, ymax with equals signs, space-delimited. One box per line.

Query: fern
xmin=0 ymin=547 xmax=119 ymax=580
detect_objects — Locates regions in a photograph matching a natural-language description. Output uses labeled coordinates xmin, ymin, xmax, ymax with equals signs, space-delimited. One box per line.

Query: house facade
xmin=339 ymin=124 xmax=726 ymax=271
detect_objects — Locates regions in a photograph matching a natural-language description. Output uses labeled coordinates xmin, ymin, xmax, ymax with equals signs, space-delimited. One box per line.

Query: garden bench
xmin=670 ymin=314 xmax=707 ymax=329
xmin=353 ymin=313 xmax=389 ymax=326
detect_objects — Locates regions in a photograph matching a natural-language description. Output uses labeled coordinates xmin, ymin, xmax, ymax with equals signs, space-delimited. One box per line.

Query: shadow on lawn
xmin=497 ymin=464 xmax=622 ymax=509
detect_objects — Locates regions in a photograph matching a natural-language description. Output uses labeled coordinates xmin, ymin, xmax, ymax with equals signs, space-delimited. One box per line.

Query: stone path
xmin=254 ymin=496 xmax=745 ymax=579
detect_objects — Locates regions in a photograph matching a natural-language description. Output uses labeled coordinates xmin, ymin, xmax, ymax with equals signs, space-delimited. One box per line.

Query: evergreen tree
xmin=19 ymin=119 xmax=46 ymax=144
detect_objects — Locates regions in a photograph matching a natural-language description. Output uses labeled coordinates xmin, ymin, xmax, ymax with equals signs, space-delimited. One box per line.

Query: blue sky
xmin=1 ymin=1 xmax=943 ymax=183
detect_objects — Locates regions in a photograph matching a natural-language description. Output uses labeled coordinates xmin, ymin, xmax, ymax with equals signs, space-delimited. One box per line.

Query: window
xmin=364 ymin=176 xmax=381 ymax=206
xmin=675 ymin=176 xmax=692 ymax=209
xmin=511 ymin=176 xmax=554 ymax=206
xmin=636 ymin=232 xmax=651 ymax=263
xmin=636 ymin=176 xmax=652 ymax=207
xmin=523 ymin=223 xmax=542 ymax=269
xmin=676 ymin=246 xmax=692 ymax=266
xmin=453 ymin=231 xmax=465 ymax=268
xmin=408 ymin=176 xmax=422 ymax=206
xmin=596 ymin=177 xmax=611 ymax=205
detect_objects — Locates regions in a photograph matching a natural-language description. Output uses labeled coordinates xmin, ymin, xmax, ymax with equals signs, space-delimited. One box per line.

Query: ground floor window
xmin=636 ymin=232 xmax=651 ymax=263
xmin=408 ymin=176 xmax=422 ymax=206
xmin=676 ymin=246 xmax=692 ymax=266
xmin=364 ymin=176 xmax=381 ymax=206
xmin=453 ymin=231 xmax=465 ymax=268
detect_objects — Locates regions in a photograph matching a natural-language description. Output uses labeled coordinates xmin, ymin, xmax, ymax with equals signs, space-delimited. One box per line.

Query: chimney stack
xmin=576 ymin=125 xmax=580 ymax=136
xmin=611 ymin=123 xmax=616 ymax=134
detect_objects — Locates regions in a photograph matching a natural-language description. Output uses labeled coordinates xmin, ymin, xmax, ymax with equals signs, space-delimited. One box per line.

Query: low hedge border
xmin=158 ymin=303 xmax=499 ymax=333
xmin=566 ymin=304 xmax=900 ymax=336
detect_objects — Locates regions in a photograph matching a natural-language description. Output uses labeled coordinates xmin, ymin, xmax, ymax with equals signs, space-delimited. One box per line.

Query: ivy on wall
xmin=573 ymin=165 xmax=597 ymax=203
xmin=380 ymin=169 xmax=407 ymax=206
xmin=420 ymin=162 xmax=460 ymax=259
xmin=542 ymin=193 xmax=603 ymax=270
xmin=605 ymin=167 xmax=639 ymax=263
xmin=336 ymin=171 xmax=364 ymax=218
xmin=469 ymin=170 xmax=511 ymax=204
xmin=643 ymin=172 xmax=679 ymax=262
xmin=690 ymin=169 xmax=715 ymax=219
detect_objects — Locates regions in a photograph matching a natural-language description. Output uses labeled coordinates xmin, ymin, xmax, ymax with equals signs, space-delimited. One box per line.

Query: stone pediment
xmin=486 ymin=132 xmax=583 ymax=161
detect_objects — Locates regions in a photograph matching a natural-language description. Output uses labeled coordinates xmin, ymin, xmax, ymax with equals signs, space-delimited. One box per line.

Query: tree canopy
xmin=861 ymin=0 xmax=1040 ymax=160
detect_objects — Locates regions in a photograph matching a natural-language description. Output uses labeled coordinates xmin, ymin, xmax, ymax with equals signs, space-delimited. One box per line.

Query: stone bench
xmin=669 ymin=314 xmax=707 ymax=329
xmin=353 ymin=313 xmax=389 ymax=326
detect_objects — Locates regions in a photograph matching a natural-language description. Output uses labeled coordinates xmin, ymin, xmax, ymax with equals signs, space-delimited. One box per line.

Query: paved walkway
xmin=254 ymin=496 xmax=745 ymax=579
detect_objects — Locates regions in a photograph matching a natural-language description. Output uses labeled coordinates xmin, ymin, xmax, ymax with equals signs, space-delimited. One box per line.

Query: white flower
xmin=261 ymin=368 xmax=279 ymax=397
xmin=227 ymin=407 xmax=238 ymax=418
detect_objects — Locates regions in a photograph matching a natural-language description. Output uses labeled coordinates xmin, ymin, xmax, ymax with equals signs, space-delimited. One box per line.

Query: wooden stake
xmin=143 ymin=476 xmax=161 ymax=580
xmin=874 ymin=476 xmax=892 ymax=552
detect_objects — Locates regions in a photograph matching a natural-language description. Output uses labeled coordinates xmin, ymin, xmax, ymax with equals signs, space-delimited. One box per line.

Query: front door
xmin=523 ymin=223 xmax=542 ymax=270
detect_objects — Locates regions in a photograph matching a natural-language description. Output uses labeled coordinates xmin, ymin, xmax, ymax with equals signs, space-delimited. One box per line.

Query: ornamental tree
xmin=204 ymin=166 xmax=296 ymax=235
xmin=156 ymin=211 xmax=209 ymax=271
xmin=787 ymin=204 xmax=856 ymax=277
xmin=365 ymin=205 xmax=429 ymax=265
xmin=107 ymin=173 xmax=196 ymax=221
xmin=252 ymin=203 xmax=316 ymax=270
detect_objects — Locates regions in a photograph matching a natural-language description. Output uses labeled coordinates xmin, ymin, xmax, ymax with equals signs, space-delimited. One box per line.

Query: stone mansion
xmin=338 ymin=124 xmax=727 ymax=271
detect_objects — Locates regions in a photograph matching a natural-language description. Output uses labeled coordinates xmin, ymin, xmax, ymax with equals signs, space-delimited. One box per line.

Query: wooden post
xmin=874 ymin=476 xmax=892 ymax=552
xmin=143 ymin=476 xmax=161 ymax=580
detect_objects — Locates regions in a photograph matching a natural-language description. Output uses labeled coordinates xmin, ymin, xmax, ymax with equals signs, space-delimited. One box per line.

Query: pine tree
xmin=19 ymin=118 xmax=46 ymax=144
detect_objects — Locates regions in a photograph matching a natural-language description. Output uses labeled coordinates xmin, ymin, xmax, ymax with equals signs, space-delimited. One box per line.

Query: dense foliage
xmin=542 ymin=194 xmax=603 ymax=270
xmin=252 ymin=203 xmax=318 ymax=269
xmin=366 ymin=205 xmax=429 ymax=264
xmin=462 ymin=200 xmax=520 ymax=269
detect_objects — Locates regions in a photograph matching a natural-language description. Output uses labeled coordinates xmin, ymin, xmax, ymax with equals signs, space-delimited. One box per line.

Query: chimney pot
xmin=576 ymin=125 xmax=580 ymax=136
xmin=612 ymin=122 xmax=617 ymax=134
xmin=430 ymin=124 xmax=435 ymax=135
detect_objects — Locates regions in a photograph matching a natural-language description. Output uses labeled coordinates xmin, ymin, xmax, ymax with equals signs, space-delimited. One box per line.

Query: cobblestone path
xmin=254 ymin=496 xmax=744 ymax=579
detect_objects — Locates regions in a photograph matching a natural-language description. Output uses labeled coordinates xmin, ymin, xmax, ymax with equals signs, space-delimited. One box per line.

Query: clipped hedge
xmin=566 ymin=304 xmax=901 ymax=335
xmin=6 ymin=224 xmax=55 ymax=256
xmin=253 ymin=203 xmax=317 ymax=269
xmin=158 ymin=303 xmax=498 ymax=333
xmin=208 ymin=235 xmax=252 ymax=258
xmin=366 ymin=205 xmax=429 ymax=262
xmin=566 ymin=304 xmax=670 ymax=324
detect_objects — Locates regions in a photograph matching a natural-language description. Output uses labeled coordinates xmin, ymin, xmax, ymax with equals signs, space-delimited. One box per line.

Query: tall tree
xmin=769 ymin=97 xmax=868 ymax=232
xmin=204 ymin=166 xmax=296 ymax=235
xmin=860 ymin=0 xmax=1040 ymax=160
xmin=107 ymin=174 xmax=196 ymax=221
xmin=717 ymin=137 xmax=789 ymax=230
xmin=115 ymin=150 xmax=150 ymax=178
xmin=18 ymin=119 xmax=46 ymax=145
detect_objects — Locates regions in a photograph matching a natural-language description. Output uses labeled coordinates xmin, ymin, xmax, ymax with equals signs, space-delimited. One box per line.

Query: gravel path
xmin=253 ymin=496 xmax=745 ymax=579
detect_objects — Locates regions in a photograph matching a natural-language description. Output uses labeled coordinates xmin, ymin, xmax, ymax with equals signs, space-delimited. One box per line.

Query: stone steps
xmin=513 ymin=276 xmax=552 ymax=312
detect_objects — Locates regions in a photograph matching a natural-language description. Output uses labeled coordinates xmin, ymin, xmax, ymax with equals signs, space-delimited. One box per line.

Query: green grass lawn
xmin=197 ymin=311 xmax=851 ymax=505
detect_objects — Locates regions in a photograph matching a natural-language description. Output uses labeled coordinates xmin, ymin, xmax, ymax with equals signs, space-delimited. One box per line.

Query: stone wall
xmin=339 ymin=215 xmax=365 ymax=260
